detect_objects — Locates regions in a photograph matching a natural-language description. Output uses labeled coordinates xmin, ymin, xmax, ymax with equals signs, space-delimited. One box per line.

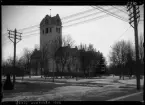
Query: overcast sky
xmin=2 ymin=6 xmax=144 ymax=65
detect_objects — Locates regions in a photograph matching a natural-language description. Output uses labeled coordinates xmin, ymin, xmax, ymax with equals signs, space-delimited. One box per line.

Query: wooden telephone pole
xmin=127 ymin=2 xmax=141 ymax=90
xmin=8 ymin=29 xmax=22 ymax=86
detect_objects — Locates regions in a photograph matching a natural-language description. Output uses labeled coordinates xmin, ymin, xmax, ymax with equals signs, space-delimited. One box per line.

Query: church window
xmin=50 ymin=28 xmax=52 ymax=33
xmin=46 ymin=28 xmax=48 ymax=34
xmin=57 ymin=28 xmax=60 ymax=33
xmin=43 ymin=30 xmax=44 ymax=34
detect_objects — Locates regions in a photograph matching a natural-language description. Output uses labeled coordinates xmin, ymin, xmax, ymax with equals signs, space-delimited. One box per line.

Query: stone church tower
xmin=40 ymin=14 xmax=62 ymax=72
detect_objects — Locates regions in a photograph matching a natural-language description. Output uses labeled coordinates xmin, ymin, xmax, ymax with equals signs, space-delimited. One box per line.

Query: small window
xmin=43 ymin=30 xmax=44 ymax=34
xmin=50 ymin=28 xmax=52 ymax=33
xmin=46 ymin=28 xmax=48 ymax=34
xmin=58 ymin=28 xmax=60 ymax=33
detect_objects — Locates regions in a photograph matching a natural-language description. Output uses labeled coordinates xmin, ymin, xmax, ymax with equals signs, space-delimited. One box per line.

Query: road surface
xmin=108 ymin=92 xmax=143 ymax=101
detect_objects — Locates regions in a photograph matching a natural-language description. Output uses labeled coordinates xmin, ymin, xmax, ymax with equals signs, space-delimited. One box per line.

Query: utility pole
xmin=8 ymin=29 xmax=22 ymax=86
xmin=127 ymin=2 xmax=140 ymax=90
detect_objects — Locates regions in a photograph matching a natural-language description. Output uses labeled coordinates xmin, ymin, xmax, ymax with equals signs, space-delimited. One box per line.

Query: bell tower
xmin=40 ymin=14 xmax=62 ymax=71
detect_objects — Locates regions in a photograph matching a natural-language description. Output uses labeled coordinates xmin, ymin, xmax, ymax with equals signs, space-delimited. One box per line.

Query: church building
xmin=30 ymin=14 xmax=62 ymax=75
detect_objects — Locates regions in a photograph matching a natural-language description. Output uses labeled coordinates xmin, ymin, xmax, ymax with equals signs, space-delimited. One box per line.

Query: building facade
xmin=31 ymin=14 xmax=81 ymax=75
xmin=40 ymin=14 xmax=62 ymax=72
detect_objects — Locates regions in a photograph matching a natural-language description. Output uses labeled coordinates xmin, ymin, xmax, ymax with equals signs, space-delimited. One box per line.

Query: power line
xmin=1 ymin=7 xmax=121 ymax=36
xmin=23 ymin=29 xmax=40 ymax=35
xmin=110 ymin=26 xmax=131 ymax=49
xmin=11 ymin=9 xmax=121 ymax=38
xmin=23 ymin=33 xmax=39 ymax=38
xmin=111 ymin=6 xmax=128 ymax=14
xmin=5 ymin=10 xmax=109 ymax=37
xmin=18 ymin=8 xmax=100 ymax=32
xmin=63 ymin=7 xmax=115 ymax=24
xmin=116 ymin=26 xmax=131 ymax=41
xmin=19 ymin=14 xmax=109 ymax=38
xmin=61 ymin=8 xmax=97 ymax=20
xmin=20 ymin=10 xmax=107 ymax=36
xmin=2 ymin=7 xmax=132 ymax=42
xmin=18 ymin=24 xmax=39 ymax=32
xmin=63 ymin=14 xmax=110 ymax=28
xmin=2 ymin=8 xmax=97 ymax=35
xmin=92 ymin=6 xmax=128 ymax=22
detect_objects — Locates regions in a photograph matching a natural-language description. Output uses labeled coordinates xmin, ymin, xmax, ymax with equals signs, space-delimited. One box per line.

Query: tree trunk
xmin=29 ymin=69 xmax=31 ymax=78
xmin=119 ymin=75 xmax=122 ymax=79
xmin=41 ymin=68 xmax=42 ymax=78
xmin=129 ymin=68 xmax=132 ymax=79
xmin=129 ymin=75 xmax=131 ymax=79
xmin=123 ymin=74 xmax=124 ymax=80
xmin=61 ymin=65 xmax=65 ymax=79
xmin=13 ymin=74 xmax=15 ymax=86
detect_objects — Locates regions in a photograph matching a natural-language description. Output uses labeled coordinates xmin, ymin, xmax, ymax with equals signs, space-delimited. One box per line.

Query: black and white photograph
xmin=1 ymin=1 xmax=144 ymax=103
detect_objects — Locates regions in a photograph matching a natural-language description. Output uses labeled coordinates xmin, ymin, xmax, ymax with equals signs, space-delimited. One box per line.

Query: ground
xmin=2 ymin=75 xmax=144 ymax=101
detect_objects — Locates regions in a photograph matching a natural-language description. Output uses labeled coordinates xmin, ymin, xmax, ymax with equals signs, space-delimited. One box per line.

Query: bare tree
xmin=40 ymin=35 xmax=61 ymax=81
xmin=34 ymin=44 xmax=40 ymax=50
xmin=18 ymin=56 xmax=26 ymax=80
xmin=109 ymin=40 xmax=135 ymax=79
xmin=138 ymin=34 xmax=144 ymax=64
xmin=62 ymin=35 xmax=75 ymax=47
xmin=55 ymin=35 xmax=75 ymax=79
xmin=23 ymin=48 xmax=33 ymax=78
xmin=55 ymin=47 xmax=70 ymax=78
xmin=40 ymin=43 xmax=49 ymax=79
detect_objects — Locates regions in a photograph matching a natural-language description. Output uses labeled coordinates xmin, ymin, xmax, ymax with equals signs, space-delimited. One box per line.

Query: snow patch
xmin=118 ymin=79 xmax=144 ymax=86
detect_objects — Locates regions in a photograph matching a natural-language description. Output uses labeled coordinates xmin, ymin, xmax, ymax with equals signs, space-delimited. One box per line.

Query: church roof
xmin=40 ymin=14 xmax=62 ymax=27
xmin=31 ymin=49 xmax=41 ymax=60
xmin=55 ymin=46 xmax=79 ymax=57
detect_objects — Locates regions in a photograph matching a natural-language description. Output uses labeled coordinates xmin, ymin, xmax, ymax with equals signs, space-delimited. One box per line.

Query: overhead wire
xmin=92 ymin=6 xmax=128 ymax=22
xmin=63 ymin=12 xmax=114 ymax=28
xmin=2 ymin=8 xmax=100 ymax=36
xmin=63 ymin=7 xmax=115 ymax=24
xmin=111 ymin=6 xmax=128 ymax=14
xmin=12 ymin=8 xmax=124 ymax=38
xmin=2 ymin=6 xmax=131 ymax=45
xmin=61 ymin=8 xmax=98 ymax=20
xmin=109 ymin=25 xmax=131 ymax=49
xmin=2 ymin=7 xmax=116 ymax=37
xmin=116 ymin=25 xmax=131 ymax=41
xmin=21 ymin=11 xmax=114 ymax=36
xmin=10 ymin=9 xmax=111 ymax=38
xmin=21 ymin=9 xmax=120 ymax=37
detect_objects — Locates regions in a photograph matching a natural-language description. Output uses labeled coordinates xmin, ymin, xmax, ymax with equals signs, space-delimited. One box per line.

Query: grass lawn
xmin=2 ymin=81 xmax=68 ymax=99
xmin=2 ymin=76 xmax=144 ymax=101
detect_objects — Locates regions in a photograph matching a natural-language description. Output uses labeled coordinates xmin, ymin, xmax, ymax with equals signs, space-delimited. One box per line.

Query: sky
xmin=2 ymin=6 xmax=144 ymax=65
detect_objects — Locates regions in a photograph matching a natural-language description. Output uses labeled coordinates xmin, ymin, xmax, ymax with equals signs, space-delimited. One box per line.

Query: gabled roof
xmin=55 ymin=46 xmax=79 ymax=57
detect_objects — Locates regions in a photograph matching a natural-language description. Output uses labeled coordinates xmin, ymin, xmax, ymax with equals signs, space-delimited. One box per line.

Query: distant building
xmin=30 ymin=14 xmax=81 ymax=75
xmin=55 ymin=45 xmax=81 ymax=73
